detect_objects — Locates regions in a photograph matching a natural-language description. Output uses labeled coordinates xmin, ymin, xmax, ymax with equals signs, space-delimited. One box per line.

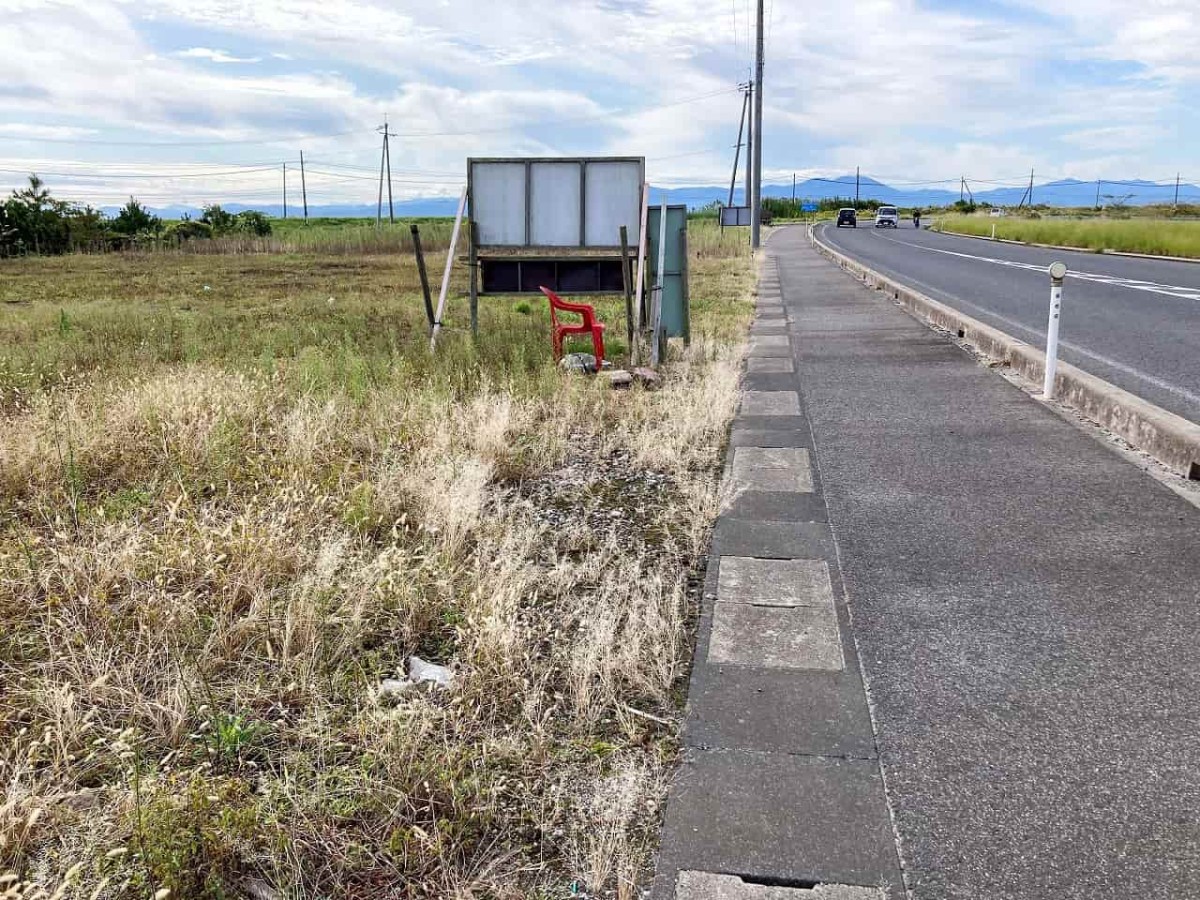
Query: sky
xmin=0 ymin=0 xmax=1196 ymax=208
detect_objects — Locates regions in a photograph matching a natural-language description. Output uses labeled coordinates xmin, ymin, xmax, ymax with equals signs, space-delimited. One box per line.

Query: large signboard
xmin=469 ymin=157 xmax=644 ymax=249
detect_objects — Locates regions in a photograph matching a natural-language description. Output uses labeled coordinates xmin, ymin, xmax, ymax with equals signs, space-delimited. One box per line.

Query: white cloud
xmin=0 ymin=123 xmax=98 ymax=139
xmin=175 ymin=47 xmax=262 ymax=64
xmin=0 ymin=0 xmax=1195 ymax=205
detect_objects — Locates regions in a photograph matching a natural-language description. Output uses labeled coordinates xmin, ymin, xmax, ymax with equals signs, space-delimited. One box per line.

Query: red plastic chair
xmin=540 ymin=286 xmax=605 ymax=367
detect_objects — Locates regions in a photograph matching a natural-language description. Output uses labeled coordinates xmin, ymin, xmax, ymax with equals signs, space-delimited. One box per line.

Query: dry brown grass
xmin=0 ymin=220 xmax=753 ymax=899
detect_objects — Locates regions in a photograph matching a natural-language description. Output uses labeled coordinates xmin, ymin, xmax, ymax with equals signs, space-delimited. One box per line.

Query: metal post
xmin=1043 ymin=261 xmax=1067 ymax=399
xmin=749 ymin=0 xmax=764 ymax=249
xmin=468 ymin=221 xmax=479 ymax=337
xmin=282 ymin=162 xmax=287 ymax=218
xmin=728 ymin=87 xmax=749 ymax=209
xmin=619 ymin=224 xmax=634 ymax=350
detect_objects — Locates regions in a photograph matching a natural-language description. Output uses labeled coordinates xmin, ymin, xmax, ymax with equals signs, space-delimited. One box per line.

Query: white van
xmin=874 ymin=206 xmax=899 ymax=228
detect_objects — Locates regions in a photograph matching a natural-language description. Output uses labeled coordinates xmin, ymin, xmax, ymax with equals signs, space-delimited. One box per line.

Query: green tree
xmin=234 ymin=210 xmax=271 ymax=236
xmin=0 ymin=175 xmax=71 ymax=255
xmin=200 ymin=204 xmax=237 ymax=234
xmin=109 ymin=197 xmax=162 ymax=236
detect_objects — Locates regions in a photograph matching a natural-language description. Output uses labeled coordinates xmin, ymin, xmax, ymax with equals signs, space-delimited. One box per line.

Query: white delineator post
xmin=1043 ymin=261 xmax=1068 ymax=399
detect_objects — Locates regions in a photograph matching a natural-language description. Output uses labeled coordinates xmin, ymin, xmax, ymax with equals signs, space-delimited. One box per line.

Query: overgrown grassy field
xmin=934 ymin=214 xmax=1200 ymax=258
xmin=0 ymin=221 xmax=755 ymax=899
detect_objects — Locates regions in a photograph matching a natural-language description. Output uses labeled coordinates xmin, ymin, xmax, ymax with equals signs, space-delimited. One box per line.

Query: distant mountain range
xmin=114 ymin=175 xmax=1197 ymax=219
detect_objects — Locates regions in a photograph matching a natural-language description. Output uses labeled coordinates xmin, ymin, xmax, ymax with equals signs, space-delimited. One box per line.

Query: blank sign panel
xmin=472 ymin=162 xmax=526 ymax=246
xmin=584 ymin=160 xmax=642 ymax=247
xmin=530 ymin=162 xmax=582 ymax=246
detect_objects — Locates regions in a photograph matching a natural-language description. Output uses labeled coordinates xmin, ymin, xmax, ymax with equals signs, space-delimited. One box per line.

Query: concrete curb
xmin=928 ymin=225 xmax=1200 ymax=265
xmin=810 ymin=225 xmax=1200 ymax=480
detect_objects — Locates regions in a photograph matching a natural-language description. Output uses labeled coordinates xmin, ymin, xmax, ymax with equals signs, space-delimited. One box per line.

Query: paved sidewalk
xmin=653 ymin=226 xmax=1200 ymax=899
xmin=652 ymin=256 xmax=904 ymax=900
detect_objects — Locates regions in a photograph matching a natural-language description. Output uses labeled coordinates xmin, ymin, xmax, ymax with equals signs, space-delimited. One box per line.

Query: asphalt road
xmin=816 ymin=221 xmax=1200 ymax=425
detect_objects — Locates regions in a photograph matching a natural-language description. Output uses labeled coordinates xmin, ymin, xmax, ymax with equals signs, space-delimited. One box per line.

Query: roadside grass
xmin=0 ymin=219 xmax=754 ymax=898
xmin=933 ymin=214 xmax=1200 ymax=259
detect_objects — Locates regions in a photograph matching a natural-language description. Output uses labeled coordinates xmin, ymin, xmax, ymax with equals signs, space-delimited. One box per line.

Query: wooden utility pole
xmin=299 ymin=151 xmax=309 ymax=222
xmin=749 ymin=0 xmax=764 ymax=248
xmin=377 ymin=119 xmax=394 ymax=224
xmin=282 ymin=162 xmax=287 ymax=218
xmin=856 ymin=166 xmax=860 ymax=205
xmin=1095 ymin=180 xmax=1102 ymax=209
xmin=1028 ymin=167 xmax=1035 ymax=207
xmin=960 ymin=177 xmax=964 ymax=204
xmin=792 ymin=172 xmax=796 ymax=204
xmin=1175 ymin=173 xmax=1181 ymax=209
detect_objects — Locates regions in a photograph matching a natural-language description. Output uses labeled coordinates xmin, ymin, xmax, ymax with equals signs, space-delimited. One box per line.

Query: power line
xmin=0 ymin=128 xmax=363 ymax=148
xmin=0 ymin=164 xmax=281 ymax=179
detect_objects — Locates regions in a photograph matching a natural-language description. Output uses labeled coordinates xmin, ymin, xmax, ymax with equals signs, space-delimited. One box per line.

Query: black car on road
xmin=836 ymin=207 xmax=857 ymax=228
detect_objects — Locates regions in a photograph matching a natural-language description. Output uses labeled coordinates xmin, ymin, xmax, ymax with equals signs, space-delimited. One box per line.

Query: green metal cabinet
xmin=646 ymin=204 xmax=690 ymax=342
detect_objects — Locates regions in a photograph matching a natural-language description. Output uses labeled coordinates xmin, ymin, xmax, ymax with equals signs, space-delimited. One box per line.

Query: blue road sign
xmin=801 ymin=202 xmax=818 ymax=212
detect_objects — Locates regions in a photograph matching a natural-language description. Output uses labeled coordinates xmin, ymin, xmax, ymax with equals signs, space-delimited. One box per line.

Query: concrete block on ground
xmin=676 ymin=871 xmax=885 ymax=900
xmin=746 ymin=358 xmax=794 ymax=373
xmin=653 ymin=750 xmax=903 ymax=898
xmin=708 ymin=602 xmax=844 ymax=670
xmin=718 ymin=557 xmax=833 ymax=609
xmin=741 ymin=391 xmax=801 ymax=417
xmin=721 ymin=490 xmax=828 ymax=523
xmin=731 ymin=447 xmax=814 ymax=493
xmin=711 ymin=519 xmax=836 ymax=559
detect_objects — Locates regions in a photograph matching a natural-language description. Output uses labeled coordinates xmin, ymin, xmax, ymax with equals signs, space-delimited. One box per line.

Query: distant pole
xmin=299 ymin=151 xmax=309 ymax=222
xmin=383 ymin=120 xmax=395 ymax=223
xmin=750 ymin=0 xmax=764 ymax=250
xmin=1175 ymin=173 xmax=1181 ymax=210
xmin=960 ymin=177 xmax=964 ymax=204
xmin=376 ymin=124 xmax=387 ymax=226
xmin=282 ymin=162 xmax=287 ymax=218
xmin=792 ymin=172 xmax=796 ymax=204
xmin=856 ymin=166 xmax=860 ymax=205
xmin=744 ymin=83 xmax=753 ymax=211
xmin=1028 ymin=167 xmax=1035 ymax=207
xmin=728 ymin=86 xmax=750 ymax=209
xmin=1095 ymin=180 xmax=1102 ymax=209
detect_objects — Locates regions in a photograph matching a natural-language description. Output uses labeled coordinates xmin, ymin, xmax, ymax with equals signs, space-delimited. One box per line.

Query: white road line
xmin=817 ymin=226 xmax=1200 ymax=408
xmin=870 ymin=230 xmax=1200 ymax=302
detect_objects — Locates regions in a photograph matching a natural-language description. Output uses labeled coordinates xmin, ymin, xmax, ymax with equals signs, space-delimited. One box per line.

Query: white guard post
xmin=430 ymin=186 xmax=469 ymax=352
xmin=1043 ymin=261 xmax=1067 ymax=399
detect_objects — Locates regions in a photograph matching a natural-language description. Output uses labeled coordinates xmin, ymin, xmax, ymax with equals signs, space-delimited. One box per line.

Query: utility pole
xmin=1028 ymin=167 xmax=1035 ymax=207
xmin=744 ymin=82 xmax=753 ymax=211
xmin=1175 ymin=173 xmax=1181 ymax=209
xmin=282 ymin=162 xmax=287 ymax=219
xmin=377 ymin=118 xmax=394 ymax=224
xmin=856 ymin=166 xmax=860 ymax=205
xmin=960 ymin=177 xmax=964 ymax=204
xmin=299 ymin=151 xmax=309 ymax=222
xmin=1095 ymin=179 xmax=1102 ymax=209
xmin=792 ymin=172 xmax=796 ymax=205
xmin=749 ymin=0 xmax=764 ymax=249
xmin=727 ymin=85 xmax=750 ymax=209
